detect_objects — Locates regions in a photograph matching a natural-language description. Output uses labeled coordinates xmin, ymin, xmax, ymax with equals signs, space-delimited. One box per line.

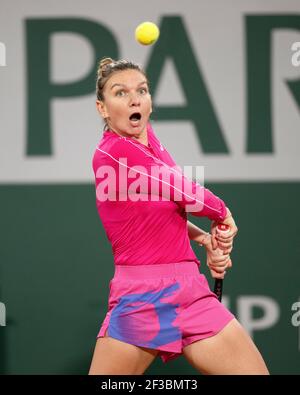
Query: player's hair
xmin=96 ymin=57 xmax=149 ymax=101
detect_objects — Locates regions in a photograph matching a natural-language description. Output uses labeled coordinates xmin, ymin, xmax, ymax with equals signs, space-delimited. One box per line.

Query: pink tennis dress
xmin=92 ymin=123 xmax=234 ymax=363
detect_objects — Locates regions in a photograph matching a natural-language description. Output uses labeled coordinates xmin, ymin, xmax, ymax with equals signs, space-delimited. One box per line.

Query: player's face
xmin=96 ymin=69 xmax=152 ymax=138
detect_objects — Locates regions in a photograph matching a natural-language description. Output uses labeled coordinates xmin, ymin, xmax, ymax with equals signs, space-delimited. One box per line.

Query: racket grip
xmin=214 ymin=278 xmax=223 ymax=302
xmin=217 ymin=223 xmax=230 ymax=233
xmin=213 ymin=223 xmax=230 ymax=301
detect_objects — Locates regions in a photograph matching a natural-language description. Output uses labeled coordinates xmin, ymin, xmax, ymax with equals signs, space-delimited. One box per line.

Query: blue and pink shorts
xmin=97 ymin=261 xmax=235 ymax=363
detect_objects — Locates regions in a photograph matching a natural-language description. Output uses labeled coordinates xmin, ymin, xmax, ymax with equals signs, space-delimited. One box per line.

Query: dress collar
xmin=103 ymin=123 xmax=152 ymax=148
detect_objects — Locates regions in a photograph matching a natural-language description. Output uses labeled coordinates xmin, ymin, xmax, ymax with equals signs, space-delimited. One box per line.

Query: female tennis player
xmin=89 ymin=58 xmax=269 ymax=375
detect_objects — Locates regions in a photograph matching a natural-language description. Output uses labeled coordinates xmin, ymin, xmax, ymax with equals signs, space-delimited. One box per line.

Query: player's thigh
xmin=182 ymin=318 xmax=269 ymax=375
xmin=88 ymin=330 xmax=159 ymax=375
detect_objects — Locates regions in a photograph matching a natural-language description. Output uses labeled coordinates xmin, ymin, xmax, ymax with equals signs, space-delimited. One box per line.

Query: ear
xmin=96 ymin=100 xmax=108 ymax=118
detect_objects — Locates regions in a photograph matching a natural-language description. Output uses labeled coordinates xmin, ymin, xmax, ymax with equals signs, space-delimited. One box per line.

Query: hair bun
xmin=97 ymin=57 xmax=115 ymax=78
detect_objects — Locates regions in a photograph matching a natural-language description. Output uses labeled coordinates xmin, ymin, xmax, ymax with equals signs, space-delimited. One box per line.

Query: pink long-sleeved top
xmin=92 ymin=123 xmax=227 ymax=267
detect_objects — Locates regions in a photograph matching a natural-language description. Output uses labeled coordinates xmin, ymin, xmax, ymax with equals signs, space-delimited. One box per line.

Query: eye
xmin=115 ymin=90 xmax=126 ymax=97
xmin=138 ymin=87 xmax=148 ymax=95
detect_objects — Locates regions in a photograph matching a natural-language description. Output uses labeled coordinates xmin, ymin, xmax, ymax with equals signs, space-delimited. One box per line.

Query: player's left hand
xmin=211 ymin=208 xmax=238 ymax=253
xmin=200 ymin=233 xmax=232 ymax=276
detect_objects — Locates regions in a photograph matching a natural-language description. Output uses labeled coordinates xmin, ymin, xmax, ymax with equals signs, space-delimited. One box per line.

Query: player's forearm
xmin=187 ymin=220 xmax=210 ymax=246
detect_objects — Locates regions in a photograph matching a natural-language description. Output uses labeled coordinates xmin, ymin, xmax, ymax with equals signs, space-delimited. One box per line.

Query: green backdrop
xmin=1 ymin=0 xmax=300 ymax=376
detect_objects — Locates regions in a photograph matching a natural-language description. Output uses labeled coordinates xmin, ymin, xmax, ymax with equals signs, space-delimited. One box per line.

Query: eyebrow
xmin=110 ymin=81 xmax=148 ymax=90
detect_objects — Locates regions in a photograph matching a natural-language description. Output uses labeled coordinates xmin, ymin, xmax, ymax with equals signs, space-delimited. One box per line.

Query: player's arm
xmin=187 ymin=220 xmax=231 ymax=275
xmin=106 ymin=140 xmax=227 ymax=221
xmin=187 ymin=220 xmax=210 ymax=246
xmin=188 ymin=213 xmax=236 ymax=255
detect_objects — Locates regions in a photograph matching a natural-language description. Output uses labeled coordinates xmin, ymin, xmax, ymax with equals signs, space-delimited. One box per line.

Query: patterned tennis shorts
xmin=97 ymin=261 xmax=235 ymax=363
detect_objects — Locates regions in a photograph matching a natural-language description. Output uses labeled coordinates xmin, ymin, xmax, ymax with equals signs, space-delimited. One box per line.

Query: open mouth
xmin=129 ymin=112 xmax=142 ymax=122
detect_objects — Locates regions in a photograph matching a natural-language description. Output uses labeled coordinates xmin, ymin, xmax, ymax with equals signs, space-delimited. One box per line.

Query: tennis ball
xmin=135 ymin=22 xmax=160 ymax=45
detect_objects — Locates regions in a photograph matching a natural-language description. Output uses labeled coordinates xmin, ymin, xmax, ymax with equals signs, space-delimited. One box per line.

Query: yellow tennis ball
xmin=135 ymin=22 xmax=160 ymax=45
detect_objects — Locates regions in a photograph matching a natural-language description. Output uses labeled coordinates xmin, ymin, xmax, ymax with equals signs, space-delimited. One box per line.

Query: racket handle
xmin=214 ymin=278 xmax=223 ymax=302
xmin=217 ymin=223 xmax=230 ymax=232
xmin=213 ymin=223 xmax=230 ymax=301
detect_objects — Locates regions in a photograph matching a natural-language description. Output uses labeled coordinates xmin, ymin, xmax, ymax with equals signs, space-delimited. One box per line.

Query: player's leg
xmin=88 ymin=330 xmax=159 ymax=375
xmin=182 ymin=318 xmax=269 ymax=375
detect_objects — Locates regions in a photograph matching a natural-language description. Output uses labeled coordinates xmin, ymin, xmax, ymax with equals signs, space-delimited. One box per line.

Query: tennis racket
xmin=213 ymin=223 xmax=230 ymax=302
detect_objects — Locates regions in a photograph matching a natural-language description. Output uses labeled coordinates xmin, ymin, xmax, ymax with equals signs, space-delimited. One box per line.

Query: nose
xmin=128 ymin=92 xmax=141 ymax=106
